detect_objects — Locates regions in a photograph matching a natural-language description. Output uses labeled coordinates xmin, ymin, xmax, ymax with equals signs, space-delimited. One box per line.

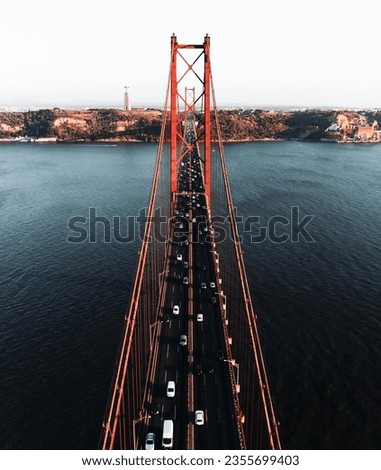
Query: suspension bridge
xmin=99 ymin=34 xmax=281 ymax=451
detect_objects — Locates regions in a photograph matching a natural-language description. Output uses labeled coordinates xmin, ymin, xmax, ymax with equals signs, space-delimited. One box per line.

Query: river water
xmin=0 ymin=141 xmax=380 ymax=449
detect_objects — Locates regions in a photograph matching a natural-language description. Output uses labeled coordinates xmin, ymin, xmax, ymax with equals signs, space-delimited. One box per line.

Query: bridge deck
xmin=139 ymin=137 xmax=239 ymax=450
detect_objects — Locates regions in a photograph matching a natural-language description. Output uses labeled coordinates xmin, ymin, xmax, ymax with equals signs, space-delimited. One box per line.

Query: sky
xmin=1 ymin=0 xmax=380 ymax=109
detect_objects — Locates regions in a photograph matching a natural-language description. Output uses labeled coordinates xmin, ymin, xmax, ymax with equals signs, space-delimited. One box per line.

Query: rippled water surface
xmin=0 ymin=141 xmax=380 ymax=449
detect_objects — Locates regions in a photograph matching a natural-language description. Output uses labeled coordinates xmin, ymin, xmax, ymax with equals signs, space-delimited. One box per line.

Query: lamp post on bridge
xmin=149 ymin=318 xmax=167 ymax=349
xmin=152 ymin=268 xmax=170 ymax=349
xmin=158 ymin=269 xmax=168 ymax=283
xmin=210 ymin=248 xmax=221 ymax=282
xmin=210 ymin=249 xmax=219 ymax=266
xmin=224 ymin=358 xmax=240 ymax=394
xmin=210 ymin=249 xmax=219 ymax=259
xmin=215 ymin=290 xmax=226 ymax=311
xmin=132 ymin=412 xmax=149 ymax=450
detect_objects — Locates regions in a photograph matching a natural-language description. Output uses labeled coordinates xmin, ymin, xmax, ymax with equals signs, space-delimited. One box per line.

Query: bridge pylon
xmin=170 ymin=34 xmax=211 ymax=204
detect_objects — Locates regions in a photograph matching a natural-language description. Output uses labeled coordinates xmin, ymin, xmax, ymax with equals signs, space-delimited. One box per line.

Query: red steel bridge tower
xmin=99 ymin=34 xmax=281 ymax=451
xmin=170 ymin=34 xmax=211 ymax=203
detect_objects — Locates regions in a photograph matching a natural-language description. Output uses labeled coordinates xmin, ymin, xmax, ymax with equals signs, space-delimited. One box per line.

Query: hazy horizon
xmin=1 ymin=99 xmax=379 ymax=112
xmin=1 ymin=0 xmax=380 ymax=110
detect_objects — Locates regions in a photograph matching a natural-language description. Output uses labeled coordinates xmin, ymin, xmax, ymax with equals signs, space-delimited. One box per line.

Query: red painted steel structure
xmin=170 ymin=34 xmax=211 ymax=204
xmin=100 ymin=34 xmax=282 ymax=451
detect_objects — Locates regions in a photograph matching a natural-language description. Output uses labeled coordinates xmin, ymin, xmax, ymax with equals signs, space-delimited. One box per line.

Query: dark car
xmin=195 ymin=363 xmax=203 ymax=375
xmin=206 ymin=363 xmax=214 ymax=374
xmin=149 ymin=403 xmax=160 ymax=416
xmin=216 ymin=350 xmax=224 ymax=361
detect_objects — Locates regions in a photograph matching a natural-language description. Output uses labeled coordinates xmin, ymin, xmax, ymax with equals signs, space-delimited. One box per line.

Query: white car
xmin=195 ymin=410 xmax=204 ymax=425
xmin=166 ymin=381 xmax=175 ymax=397
xmin=201 ymin=282 xmax=207 ymax=289
xmin=173 ymin=305 xmax=180 ymax=315
xmin=196 ymin=313 xmax=203 ymax=322
xmin=177 ymin=253 xmax=182 ymax=261
xmin=145 ymin=432 xmax=155 ymax=450
xmin=210 ymin=282 xmax=216 ymax=289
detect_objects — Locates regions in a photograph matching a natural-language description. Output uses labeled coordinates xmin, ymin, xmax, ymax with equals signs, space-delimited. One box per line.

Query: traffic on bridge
xmin=100 ymin=34 xmax=281 ymax=451
xmin=140 ymin=126 xmax=239 ymax=450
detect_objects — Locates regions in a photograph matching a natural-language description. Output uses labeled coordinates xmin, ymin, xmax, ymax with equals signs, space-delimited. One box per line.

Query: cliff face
xmin=0 ymin=107 xmax=379 ymax=142
xmin=215 ymin=109 xmax=290 ymax=141
xmin=51 ymin=109 xmax=163 ymax=142
xmin=0 ymin=108 xmax=162 ymax=142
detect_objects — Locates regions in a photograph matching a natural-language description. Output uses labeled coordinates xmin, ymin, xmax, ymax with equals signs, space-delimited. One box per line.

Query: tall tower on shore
xmin=124 ymin=86 xmax=131 ymax=111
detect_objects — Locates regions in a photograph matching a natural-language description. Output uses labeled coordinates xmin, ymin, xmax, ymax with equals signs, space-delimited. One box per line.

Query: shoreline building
xmin=354 ymin=120 xmax=380 ymax=141
xmin=325 ymin=113 xmax=381 ymax=142
xmin=124 ymin=86 xmax=131 ymax=111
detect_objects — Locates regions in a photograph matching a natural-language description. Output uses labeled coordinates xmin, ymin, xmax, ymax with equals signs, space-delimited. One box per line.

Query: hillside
xmin=0 ymin=108 xmax=380 ymax=142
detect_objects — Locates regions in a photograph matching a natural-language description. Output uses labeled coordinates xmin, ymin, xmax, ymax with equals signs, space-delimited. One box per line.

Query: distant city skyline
xmin=1 ymin=0 xmax=380 ymax=110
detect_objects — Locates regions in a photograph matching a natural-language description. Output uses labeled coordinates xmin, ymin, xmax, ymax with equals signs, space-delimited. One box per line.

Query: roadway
xmin=138 ymin=135 xmax=239 ymax=450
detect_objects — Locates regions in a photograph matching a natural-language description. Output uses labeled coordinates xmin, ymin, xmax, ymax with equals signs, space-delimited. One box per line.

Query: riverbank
xmin=0 ymin=107 xmax=380 ymax=143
